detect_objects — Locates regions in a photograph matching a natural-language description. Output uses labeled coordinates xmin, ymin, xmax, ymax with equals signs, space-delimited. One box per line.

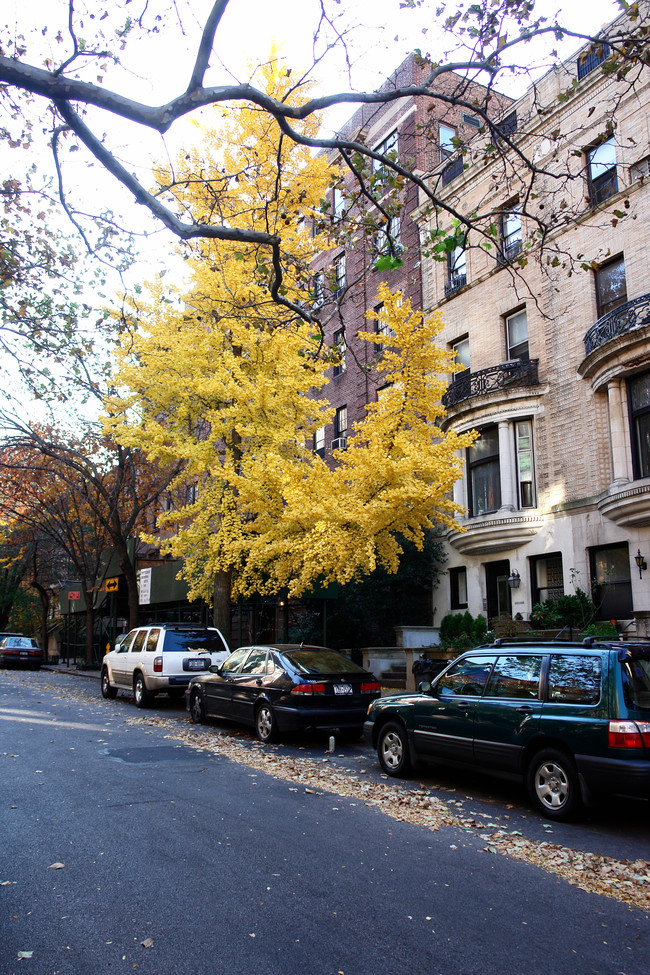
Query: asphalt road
xmin=1 ymin=668 xmax=648 ymax=975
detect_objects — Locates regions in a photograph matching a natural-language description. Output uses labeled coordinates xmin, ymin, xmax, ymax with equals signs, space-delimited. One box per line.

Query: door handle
xmin=516 ymin=705 xmax=534 ymax=714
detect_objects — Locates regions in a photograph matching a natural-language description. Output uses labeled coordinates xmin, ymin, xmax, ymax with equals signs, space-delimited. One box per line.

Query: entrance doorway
xmin=485 ymin=559 xmax=511 ymax=623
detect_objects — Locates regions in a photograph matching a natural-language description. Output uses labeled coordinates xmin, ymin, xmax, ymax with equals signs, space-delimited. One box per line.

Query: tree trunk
xmin=84 ymin=601 xmax=95 ymax=664
xmin=115 ymin=539 xmax=140 ymax=630
xmin=212 ymin=570 xmax=232 ymax=647
xmin=31 ymin=580 xmax=50 ymax=660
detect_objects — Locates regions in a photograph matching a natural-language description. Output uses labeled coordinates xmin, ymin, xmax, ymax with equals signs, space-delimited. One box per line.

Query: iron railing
xmin=583 ymin=293 xmax=650 ymax=355
xmin=442 ymin=358 xmax=539 ymax=408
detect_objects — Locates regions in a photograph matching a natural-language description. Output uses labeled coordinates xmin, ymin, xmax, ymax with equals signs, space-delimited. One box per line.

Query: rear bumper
xmin=1 ymin=651 xmax=44 ymax=667
xmin=576 ymin=754 xmax=650 ymax=798
xmin=274 ymin=703 xmax=372 ymax=733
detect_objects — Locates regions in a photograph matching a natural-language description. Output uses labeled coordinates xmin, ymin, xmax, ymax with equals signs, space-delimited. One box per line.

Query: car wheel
xmin=133 ymin=672 xmax=153 ymax=708
xmin=527 ymin=748 xmax=581 ymax=821
xmin=255 ymin=702 xmax=277 ymax=743
xmin=189 ymin=688 xmax=205 ymax=724
xmin=101 ymin=668 xmax=118 ymax=700
xmin=377 ymin=721 xmax=411 ymax=777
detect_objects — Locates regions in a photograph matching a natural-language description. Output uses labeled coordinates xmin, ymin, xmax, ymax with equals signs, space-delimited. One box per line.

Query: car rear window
xmin=283 ymin=650 xmax=365 ymax=674
xmin=162 ymin=630 xmax=225 ymax=653
xmin=548 ymin=654 xmax=602 ymax=705
xmin=621 ymin=657 xmax=650 ymax=711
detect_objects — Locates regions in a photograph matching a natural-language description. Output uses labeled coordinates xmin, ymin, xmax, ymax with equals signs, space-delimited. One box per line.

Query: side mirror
xmin=209 ymin=664 xmax=222 ymax=674
xmin=418 ymin=680 xmax=432 ymax=694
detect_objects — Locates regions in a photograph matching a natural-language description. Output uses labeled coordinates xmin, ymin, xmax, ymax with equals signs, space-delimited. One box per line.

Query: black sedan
xmin=186 ymin=644 xmax=381 ymax=742
xmin=0 ymin=635 xmax=44 ymax=669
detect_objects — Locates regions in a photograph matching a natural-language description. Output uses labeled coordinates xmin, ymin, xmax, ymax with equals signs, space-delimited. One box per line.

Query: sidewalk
xmin=43 ymin=662 xmax=101 ymax=680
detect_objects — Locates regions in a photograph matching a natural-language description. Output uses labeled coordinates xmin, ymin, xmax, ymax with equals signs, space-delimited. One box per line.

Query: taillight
xmin=153 ymin=656 xmax=163 ymax=673
xmin=608 ymin=720 xmax=650 ymax=748
xmin=361 ymin=682 xmax=381 ymax=693
xmin=291 ymin=683 xmax=326 ymax=695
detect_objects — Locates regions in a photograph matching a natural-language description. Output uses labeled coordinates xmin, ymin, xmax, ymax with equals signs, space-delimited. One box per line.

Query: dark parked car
xmin=0 ymin=635 xmax=44 ymax=670
xmin=187 ymin=643 xmax=381 ymax=742
xmin=364 ymin=640 xmax=650 ymax=820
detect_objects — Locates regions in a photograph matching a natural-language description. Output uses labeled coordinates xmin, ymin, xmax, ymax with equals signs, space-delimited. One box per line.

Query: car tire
xmin=527 ymin=748 xmax=581 ymax=821
xmin=377 ymin=721 xmax=411 ymax=777
xmin=101 ymin=668 xmax=118 ymax=700
xmin=255 ymin=702 xmax=277 ymax=743
xmin=133 ymin=672 xmax=153 ymax=708
xmin=189 ymin=688 xmax=205 ymax=724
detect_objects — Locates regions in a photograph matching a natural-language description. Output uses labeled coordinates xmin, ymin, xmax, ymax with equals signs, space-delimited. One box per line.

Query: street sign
xmin=69 ymin=592 xmax=81 ymax=600
xmin=105 ymin=577 xmax=119 ymax=593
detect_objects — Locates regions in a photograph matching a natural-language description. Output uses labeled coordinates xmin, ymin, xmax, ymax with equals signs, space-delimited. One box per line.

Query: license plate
xmin=187 ymin=659 xmax=207 ymax=670
xmin=334 ymin=684 xmax=353 ymax=695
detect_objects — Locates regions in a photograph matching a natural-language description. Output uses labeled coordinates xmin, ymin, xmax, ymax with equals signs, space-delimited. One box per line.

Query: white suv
xmin=101 ymin=624 xmax=230 ymax=707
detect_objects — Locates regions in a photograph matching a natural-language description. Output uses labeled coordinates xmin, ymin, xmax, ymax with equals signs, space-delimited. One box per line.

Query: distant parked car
xmin=0 ymin=635 xmax=44 ymax=670
xmin=100 ymin=623 xmax=230 ymax=707
xmin=186 ymin=643 xmax=381 ymax=742
xmin=364 ymin=640 xmax=650 ymax=820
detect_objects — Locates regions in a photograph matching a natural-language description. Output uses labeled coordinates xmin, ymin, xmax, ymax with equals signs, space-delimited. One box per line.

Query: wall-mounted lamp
xmin=635 ymin=549 xmax=647 ymax=579
xmin=507 ymin=569 xmax=521 ymax=590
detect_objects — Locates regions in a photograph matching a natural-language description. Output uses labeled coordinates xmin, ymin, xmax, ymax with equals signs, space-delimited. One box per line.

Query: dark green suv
xmin=363 ymin=640 xmax=650 ymax=820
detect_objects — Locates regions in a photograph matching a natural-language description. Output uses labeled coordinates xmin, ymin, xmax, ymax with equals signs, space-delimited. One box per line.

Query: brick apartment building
xmin=416 ymin=14 xmax=650 ymax=632
xmin=310 ymin=54 xmax=512 ymax=459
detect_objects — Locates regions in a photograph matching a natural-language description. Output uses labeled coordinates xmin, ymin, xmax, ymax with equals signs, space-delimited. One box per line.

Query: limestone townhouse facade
xmin=416 ymin=21 xmax=650 ymax=632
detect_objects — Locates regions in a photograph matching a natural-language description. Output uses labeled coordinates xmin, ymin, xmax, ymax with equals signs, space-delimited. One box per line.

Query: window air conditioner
xmin=331 ymin=437 xmax=348 ymax=451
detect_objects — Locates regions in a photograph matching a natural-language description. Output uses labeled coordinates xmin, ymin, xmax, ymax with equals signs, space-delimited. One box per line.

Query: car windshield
xmin=6 ymin=637 xmax=35 ymax=648
xmin=622 ymin=657 xmax=650 ymax=711
xmin=163 ymin=630 xmax=225 ymax=653
xmin=283 ymin=649 xmax=365 ymax=675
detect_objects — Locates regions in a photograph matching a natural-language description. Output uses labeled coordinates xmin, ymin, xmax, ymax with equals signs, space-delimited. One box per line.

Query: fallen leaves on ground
xmin=5 ymin=671 xmax=648 ymax=912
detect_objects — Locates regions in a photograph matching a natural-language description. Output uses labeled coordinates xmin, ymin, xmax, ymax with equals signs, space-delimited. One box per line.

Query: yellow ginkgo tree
xmin=105 ymin=57 xmax=474 ymax=629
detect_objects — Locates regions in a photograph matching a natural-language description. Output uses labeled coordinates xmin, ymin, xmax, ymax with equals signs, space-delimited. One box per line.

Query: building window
xmin=334 ymin=254 xmax=346 ymax=297
xmin=332 ymin=187 xmax=346 ymax=222
xmin=450 ymin=566 xmax=468 ymax=609
xmin=313 ymin=426 xmax=325 ymax=458
xmin=628 ymin=372 xmax=650 ymax=479
xmin=530 ymin=554 xmax=564 ymax=606
xmin=373 ymin=130 xmax=398 ymax=177
xmin=313 ymin=271 xmax=324 ymax=308
xmin=374 ymin=302 xmax=395 ymax=353
xmin=587 ymin=137 xmax=618 ymax=206
xmin=452 ymin=337 xmax=470 ymax=370
xmin=374 ymin=216 xmax=401 ymax=256
xmin=499 ymin=206 xmax=522 ymax=262
xmin=515 ymin=419 xmax=535 ymax=507
xmin=335 ymin=405 xmax=347 ymax=438
xmin=468 ymin=426 xmax=501 ymax=516
xmin=589 ymin=543 xmax=633 ymax=620
xmin=333 ymin=329 xmax=346 ymax=377
xmin=499 ymin=111 xmax=517 ymax=138
xmin=442 ymin=156 xmax=464 ymax=185
xmin=595 ymin=255 xmax=627 ymax=317
xmin=439 ymin=123 xmax=456 ymax=159
xmin=505 ymin=308 xmax=529 ymax=360
xmin=577 ymin=41 xmax=610 ymax=80
xmin=445 ymin=243 xmax=467 ymax=295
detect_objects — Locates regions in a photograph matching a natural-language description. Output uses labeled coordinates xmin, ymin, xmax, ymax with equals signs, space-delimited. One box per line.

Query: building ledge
xmin=447 ymin=512 xmax=544 ymax=555
xmin=597 ymin=479 xmax=650 ymax=527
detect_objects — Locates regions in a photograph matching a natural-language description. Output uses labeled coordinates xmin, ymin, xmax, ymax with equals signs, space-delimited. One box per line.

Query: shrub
xmin=439 ymin=611 xmax=490 ymax=650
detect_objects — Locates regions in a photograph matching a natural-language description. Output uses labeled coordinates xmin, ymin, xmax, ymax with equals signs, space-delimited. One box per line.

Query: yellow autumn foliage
xmin=105 ymin=56 xmax=474 ymax=604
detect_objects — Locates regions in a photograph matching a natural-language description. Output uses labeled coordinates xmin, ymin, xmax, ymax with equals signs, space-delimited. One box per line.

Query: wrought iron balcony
xmin=442 ymin=358 xmax=539 ymax=408
xmin=584 ymin=294 xmax=650 ymax=355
